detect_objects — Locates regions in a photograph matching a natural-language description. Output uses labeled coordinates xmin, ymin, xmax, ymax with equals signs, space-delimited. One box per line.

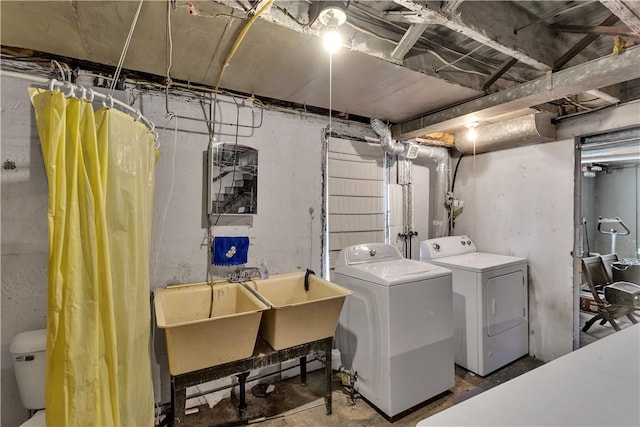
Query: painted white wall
xmin=0 ymin=74 xmax=373 ymax=425
xmin=452 ymin=101 xmax=640 ymax=362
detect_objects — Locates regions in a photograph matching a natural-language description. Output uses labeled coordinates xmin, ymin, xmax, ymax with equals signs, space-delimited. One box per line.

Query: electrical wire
xmin=166 ymin=0 xmax=173 ymax=86
xmin=152 ymin=113 xmax=178 ymax=287
xmin=109 ymin=0 xmax=144 ymax=95
xmin=150 ymin=111 xmax=177 ymax=422
xmin=349 ymin=2 xmax=526 ymax=82
xmin=435 ymin=44 xmax=483 ymax=73
xmin=273 ymin=3 xmax=309 ymax=27
xmin=344 ymin=18 xmax=494 ymax=78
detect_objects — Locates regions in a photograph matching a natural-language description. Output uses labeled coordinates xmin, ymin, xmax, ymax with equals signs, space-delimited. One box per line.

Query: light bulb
xmin=467 ymin=127 xmax=477 ymax=140
xmin=465 ymin=120 xmax=479 ymax=141
xmin=322 ymin=28 xmax=342 ymax=54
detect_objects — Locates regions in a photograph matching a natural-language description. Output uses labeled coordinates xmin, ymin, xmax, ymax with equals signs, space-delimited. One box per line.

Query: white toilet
xmin=10 ymin=329 xmax=47 ymax=427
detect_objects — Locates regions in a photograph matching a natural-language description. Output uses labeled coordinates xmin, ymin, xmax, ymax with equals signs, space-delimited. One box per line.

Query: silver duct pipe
xmin=415 ymin=145 xmax=450 ymax=239
xmin=369 ymin=118 xmax=451 ymax=243
xmin=455 ymin=112 xmax=556 ymax=154
xmin=370 ymin=118 xmax=405 ymax=155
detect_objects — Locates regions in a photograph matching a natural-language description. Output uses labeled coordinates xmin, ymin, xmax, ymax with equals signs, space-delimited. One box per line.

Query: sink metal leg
xmin=171 ymin=377 xmax=187 ymax=427
xmin=236 ymin=371 xmax=250 ymax=414
xmin=300 ymin=355 xmax=307 ymax=385
xmin=325 ymin=343 xmax=332 ymax=415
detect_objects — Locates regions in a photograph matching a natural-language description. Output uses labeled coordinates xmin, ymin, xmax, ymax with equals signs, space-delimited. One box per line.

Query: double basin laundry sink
xmin=154 ymin=271 xmax=352 ymax=375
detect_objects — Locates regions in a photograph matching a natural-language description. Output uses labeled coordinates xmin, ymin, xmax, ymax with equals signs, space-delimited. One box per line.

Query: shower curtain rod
xmin=1 ymin=69 xmax=157 ymax=138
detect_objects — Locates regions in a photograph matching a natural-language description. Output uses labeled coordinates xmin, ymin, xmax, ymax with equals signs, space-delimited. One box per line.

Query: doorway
xmin=574 ymin=126 xmax=640 ymax=347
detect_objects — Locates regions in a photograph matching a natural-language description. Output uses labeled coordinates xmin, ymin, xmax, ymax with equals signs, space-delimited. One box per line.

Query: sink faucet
xmin=229 ymin=266 xmax=262 ymax=282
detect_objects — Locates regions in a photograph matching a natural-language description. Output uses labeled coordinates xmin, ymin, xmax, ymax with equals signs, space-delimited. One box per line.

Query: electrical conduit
xmin=216 ymin=0 xmax=274 ymax=91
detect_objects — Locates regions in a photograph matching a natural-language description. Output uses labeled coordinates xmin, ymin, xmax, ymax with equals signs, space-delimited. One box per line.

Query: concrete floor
xmin=182 ymin=356 xmax=544 ymax=427
xmin=579 ymin=310 xmax=638 ymax=347
xmin=174 ymin=312 xmax=636 ymax=427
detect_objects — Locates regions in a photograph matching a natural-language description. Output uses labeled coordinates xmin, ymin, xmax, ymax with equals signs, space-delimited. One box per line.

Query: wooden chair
xmin=600 ymin=253 xmax=618 ymax=283
xmin=580 ymin=256 xmax=638 ymax=332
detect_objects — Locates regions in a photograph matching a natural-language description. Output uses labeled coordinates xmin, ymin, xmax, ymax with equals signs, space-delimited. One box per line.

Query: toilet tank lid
xmin=10 ymin=329 xmax=47 ymax=354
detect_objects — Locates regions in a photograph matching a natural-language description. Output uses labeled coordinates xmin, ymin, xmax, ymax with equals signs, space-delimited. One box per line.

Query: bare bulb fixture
xmin=318 ymin=5 xmax=347 ymax=54
xmin=323 ymin=26 xmax=342 ymax=53
xmin=465 ymin=120 xmax=479 ymax=140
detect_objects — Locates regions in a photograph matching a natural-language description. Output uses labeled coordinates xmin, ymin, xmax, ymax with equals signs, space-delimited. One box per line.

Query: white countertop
xmin=417 ymin=324 xmax=640 ymax=426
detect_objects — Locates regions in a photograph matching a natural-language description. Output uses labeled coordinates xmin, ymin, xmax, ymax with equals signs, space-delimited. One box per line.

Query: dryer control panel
xmin=420 ymin=235 xmax=477 ymax=260
xmin=335 ymin=243 xmax=403 ymax=267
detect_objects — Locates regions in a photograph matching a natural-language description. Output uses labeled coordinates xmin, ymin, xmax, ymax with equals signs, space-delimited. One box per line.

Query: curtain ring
xmin=78 ymin=86 xmax=87 ymax=100
xmin=135 ymin=109 xmax=142 ymax=121
xmin=103 ymin=94 xmax=114 ymax=109
xmin=86 ymin=88 xmax=96 ymax=103
xmin=63 ymin=81 xmax=75 ymax=98
xmin=48 ymin=79 xmax=57 ymax=92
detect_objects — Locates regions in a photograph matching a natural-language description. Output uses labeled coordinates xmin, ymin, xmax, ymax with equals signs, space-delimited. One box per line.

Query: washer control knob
xmin=369 ymin=249 xmax=377 ymax=257
xmin=433 ymin=243 xmax=440 ymax=251
xmin=467 ymin=240 xmax=472 ymax=245
xmin=461 ymin=240 xmax=466 ymax=245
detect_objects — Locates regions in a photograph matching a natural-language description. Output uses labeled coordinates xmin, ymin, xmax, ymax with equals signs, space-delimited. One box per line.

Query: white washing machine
xmin=420 ymin=235 xmax=528 ymax=377
xmin=333 ymin=243 xmax=454 ymax=420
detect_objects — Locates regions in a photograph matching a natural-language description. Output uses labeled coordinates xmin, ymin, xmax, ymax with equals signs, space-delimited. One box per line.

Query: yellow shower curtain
xmin=29 ymin=89 xmax=157 ymax=426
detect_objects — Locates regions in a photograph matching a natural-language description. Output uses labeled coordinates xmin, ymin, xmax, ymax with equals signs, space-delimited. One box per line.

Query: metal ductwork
xmin=370 ymin=118 xmax=405 ymax=155
xmin=369 ymin=118 xmax=450 ymax=242
xmin=455 ymin=112 xmax=556 ymax=154
xmin=415 ymin=145 xmax=450 ymax=239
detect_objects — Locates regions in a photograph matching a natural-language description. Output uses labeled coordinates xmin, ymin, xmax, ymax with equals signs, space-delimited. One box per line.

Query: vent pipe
xmin=415 ymin=145 xmax=449 ymax=239
xmin=370 ymin=118 xmax=405 ymax=155
xmin=369 ymin=118 xmax=450 ymax=241
xmin=455 ymin=112 xmax=556 ymax=154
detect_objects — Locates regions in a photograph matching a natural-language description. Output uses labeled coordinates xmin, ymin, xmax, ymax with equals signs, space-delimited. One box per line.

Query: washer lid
xmin=425 ymin=252 xmax=526 ymax=273
xmin=334 ymin=258 xmax=451 ymax=286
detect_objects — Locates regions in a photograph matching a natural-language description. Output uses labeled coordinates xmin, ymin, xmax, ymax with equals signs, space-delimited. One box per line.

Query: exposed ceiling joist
xmin=600 ymin=0 xmax=640 ymax=35
xmin=554 ymin=13 xmax=620 ymax=70
xmin=586 ymin=89 xmax=621 ymax=104
xmin=442 ymin=0 xmax=466 ymax=15
xmin=391 ymin=23 xmax=429 ymax=61
xmin=390 ymin=0 xmax=555 ymax=70
xmin=392 ymin=46 xmax=640 ymax=138
xmin=481 ymin=57 xmax=519 ymax=91
xmin=390 ymin=1 xmax=464 ymax=61
xmin=549 ymin=24 xmax=636 ymax=37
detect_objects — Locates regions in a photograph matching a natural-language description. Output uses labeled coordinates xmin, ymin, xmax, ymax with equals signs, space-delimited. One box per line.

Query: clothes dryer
xmin=333 ymin=243 xmax=454 ymax=419
xmin=420 ymin=236 xmax=528 ymax=376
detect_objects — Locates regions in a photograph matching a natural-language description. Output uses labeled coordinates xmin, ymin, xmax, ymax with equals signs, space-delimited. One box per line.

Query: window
xmin=208 ymin=143 xmax=258 ymax=215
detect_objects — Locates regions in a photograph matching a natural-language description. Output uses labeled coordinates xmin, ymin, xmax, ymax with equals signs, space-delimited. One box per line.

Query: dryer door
xmin=486 ymin=271 xmax=526 ymax=336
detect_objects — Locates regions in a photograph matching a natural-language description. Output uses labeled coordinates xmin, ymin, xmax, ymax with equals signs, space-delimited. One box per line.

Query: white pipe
xmin=1 ymin=70 xmax=157 ymax=136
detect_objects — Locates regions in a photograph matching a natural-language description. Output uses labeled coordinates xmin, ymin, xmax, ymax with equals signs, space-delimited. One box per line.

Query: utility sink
xmin=245 ymin=272 xmax=352 ymax=350
xmin=154 ymin=282 xmax=268 ymax=375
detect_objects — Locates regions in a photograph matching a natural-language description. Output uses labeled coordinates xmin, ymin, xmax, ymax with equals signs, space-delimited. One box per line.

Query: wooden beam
xmin=391 ymin=23 xmax=429 ymax=61
xmin=392 ymin=0 xmax=556 ymax=70
xmin=554 ymin=13 xmax=620 ymax=70
xmin=549 ymin=24 xmax=636 ymax=37
xmin=600 ymin=0 xmax=640 ymax=35
xmin=481 ymin=57 xmax=518 ymax=92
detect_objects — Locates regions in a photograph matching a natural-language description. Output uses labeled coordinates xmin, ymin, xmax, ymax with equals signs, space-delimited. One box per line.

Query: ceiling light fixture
xmin=465 ymin=120 xmax=479 ymax=140
xmin=322 ymin=26 xmax=343 ymax=54
xmin=318 ymin=5 xmax=347 ymax=54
